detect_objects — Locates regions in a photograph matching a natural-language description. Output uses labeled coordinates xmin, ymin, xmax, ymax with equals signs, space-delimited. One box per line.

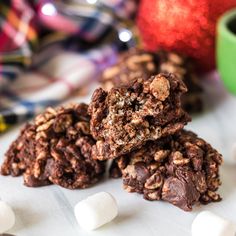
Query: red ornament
xmin=137 ymin=0 xmax=236 ymax=72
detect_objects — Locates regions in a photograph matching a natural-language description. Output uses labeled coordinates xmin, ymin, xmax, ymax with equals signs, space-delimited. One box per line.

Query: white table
xmin=1 ymin=74 xmax=236 ymax=236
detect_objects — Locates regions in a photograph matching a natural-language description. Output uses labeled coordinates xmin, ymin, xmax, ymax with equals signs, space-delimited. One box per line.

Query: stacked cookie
xmin=109 ymin=130 xmax=222 ymax=211
xmin=90 ymin=73 xmax=190 ymax=160
xmin=1 ymin=64 xmax=222 ymax=212
xmin=90 ymin=73 xmax=222 ymax=211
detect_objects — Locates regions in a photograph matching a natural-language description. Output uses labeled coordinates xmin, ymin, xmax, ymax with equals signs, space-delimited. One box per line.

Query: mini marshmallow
xmin=192 ymin=211 xmax=236 ymax=236
xmin=0 ymin=201 xmax=15 ymax=233
xmin=74 ymin=192 xmax=118 ymax=231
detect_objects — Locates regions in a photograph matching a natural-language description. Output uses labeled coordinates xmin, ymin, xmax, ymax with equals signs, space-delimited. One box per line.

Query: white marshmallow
xmin=0 ymin=201 xmax=15 ymax=233
xmin=74 ymin=192 xmax=118 ymax=231
xmin=192 ymin=211 xmax=236 ymax=236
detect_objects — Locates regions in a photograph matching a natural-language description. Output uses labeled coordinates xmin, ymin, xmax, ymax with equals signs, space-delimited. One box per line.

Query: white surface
xmin=74 ymin=192 xmax=118 ymax=230
xmin=191 ymin=211 xmax=236 ymax=236
xmin=0 ymin=201 xmax=15 ymax=233
xmin=231 ymin=142 xmax=236 ymax=164
xmin=1 ymin=75 xmax=236 ymax=236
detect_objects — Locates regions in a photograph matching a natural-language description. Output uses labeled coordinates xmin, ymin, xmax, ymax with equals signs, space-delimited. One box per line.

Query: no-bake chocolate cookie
xmin=89 ymin=73 xmax=190 ymax=160
xmin=1 ymin=104 xmax=106 ymax=189
xmin=100 ymin=48 xmax=203 ymax=113
xmin=110 ymin=130 xmax=222 ymax=211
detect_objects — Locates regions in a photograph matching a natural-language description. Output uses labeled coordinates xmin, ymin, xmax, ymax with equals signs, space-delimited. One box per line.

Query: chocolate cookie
xmin=89 ymin=73 xmax=190 ymax=160
xmin=100 ymin=48 xmax=203 ymax=113
xmin=1 ymin=104 xmax=106 ymax=189
xmin=110 ymin=130 xmax=222 ymax=211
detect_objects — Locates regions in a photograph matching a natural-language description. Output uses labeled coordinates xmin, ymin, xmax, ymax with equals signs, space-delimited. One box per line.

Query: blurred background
xmin=1 ymin=0 xmax=236 ymax=133
xmin=0 ymin=0 xmax=138 ymax=132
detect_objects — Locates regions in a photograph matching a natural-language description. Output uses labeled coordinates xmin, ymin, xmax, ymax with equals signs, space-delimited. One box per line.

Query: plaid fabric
xmin=0 ymin=0 xmax=137 ymax=133
xmin=0 ymin=0 xmax=136 ymax=85
xmin=37 ymin=0 xmax=136 ymax=41
xmin=0 ymin=43 xmax=118 ymax=132
xmin=0 ymin=0 xmax=38 ymax=86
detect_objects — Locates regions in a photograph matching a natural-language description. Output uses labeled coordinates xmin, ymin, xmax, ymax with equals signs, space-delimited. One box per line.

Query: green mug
xmin=217 ymin=8 xmax=236 ymax=95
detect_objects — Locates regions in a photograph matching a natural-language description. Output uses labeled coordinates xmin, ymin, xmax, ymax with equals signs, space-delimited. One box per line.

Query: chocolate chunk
xmin=1 ymin=104 xmax=106 ymax=189
xmin=162 ymin=175 xmax=200 ymax=211
xmin=100 ymin=48 xmax=203 ymax=113
xmin=89 ymin=73 xmax=190 ymax=160
xmin=109 ymin=130 xmax=222 ymax=211
xmin=134 ymin=162 xmax=150 ymax=183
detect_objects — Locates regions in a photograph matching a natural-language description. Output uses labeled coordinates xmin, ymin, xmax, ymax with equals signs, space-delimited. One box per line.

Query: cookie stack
xmin=90 ymin=73 xmax=222 ymax=211
xmin=1 ymin=59 xmax=222 ymax=212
